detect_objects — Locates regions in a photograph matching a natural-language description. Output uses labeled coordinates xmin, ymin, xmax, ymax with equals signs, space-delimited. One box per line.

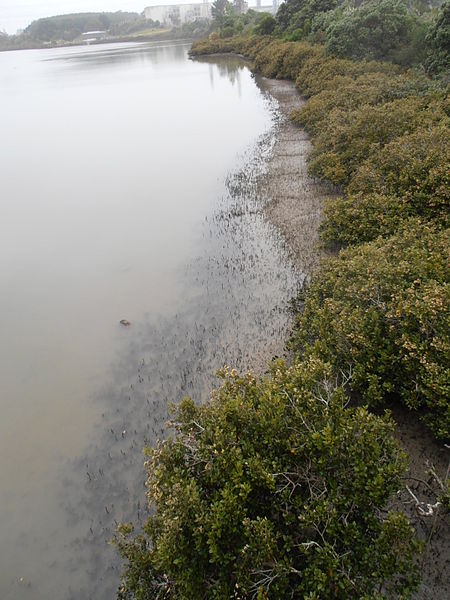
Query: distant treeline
xmin=0 ymin=11 xmax=163 ymax=51
xmin=25 ymin=12 xmax=142 ymax=41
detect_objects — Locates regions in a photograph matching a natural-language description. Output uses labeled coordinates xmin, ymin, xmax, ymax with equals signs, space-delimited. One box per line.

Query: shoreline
xmin=254 ymin=73 xmax=449 ymax=599
xmin=0 ymin=33 xmax=194 ymax=53
xmin=255 ymin=76 xmax=333 ymax=278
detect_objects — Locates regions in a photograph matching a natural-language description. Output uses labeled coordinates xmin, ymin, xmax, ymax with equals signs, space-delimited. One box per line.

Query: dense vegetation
xmin=189 ymin=5 xmax=449 ymax=440
xmin=115 ymin=363 xmax=420 ymax=599
xmin=116 ymin=1 xmax=449 ymax=597
xmin=292 ymin=224 xmax=449 ymax=440
xmin=424 ymin=0 xmax=450 ymax=74
xmin=207 ymin=0 xmax=448 ymax=70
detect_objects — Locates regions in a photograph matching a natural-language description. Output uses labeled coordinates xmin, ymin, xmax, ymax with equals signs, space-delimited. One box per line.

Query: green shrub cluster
xmin=275 ymin=0 xmax=447 ymax=71
xmin=280 ymin=40 xmax=448 ymax=439
xmin=424 ymin=0 xmax=450 ymax=77
xmin=308 ymin=96 xmax=447 ymax=187
xmin=190 ymin=35 xmax=449 ymax=440
xmin=319 ymin=124 xmax=450 ymax=243
xmin=190 ymin=34 xmax=272 ymax=59
xmin=266 ymin=35 xmax=449 ymax=442
xmin=291 ymin=224 xmax=450 ymax=440
xmin=285 ymin=52 xmax=449 ymax=242
xmin=324 ymin=0 xmax=428 ymax=65
xmin=190 ymin=35 xmax=323 ymax=80
xmin=116 ymin=361 xmax=421 ymax=598
xmin=291 ymin=70 xmax=432 ymax=134
xmin=294 ymin=54 xmax=401 ymax=97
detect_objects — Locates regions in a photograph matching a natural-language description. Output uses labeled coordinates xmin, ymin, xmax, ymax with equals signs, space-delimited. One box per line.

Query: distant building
xmin=144 ymin=3 xmax=213 ymax=26
xmin=252 ymin=5 xmax=277 ymax=14
xmin=144 ymin=1 xmax=276 ymax=26
xmin=81 ymin=30 xmax=107 ymax=43
xmin=234 ymin=0 xmax=249 ymax=14
xmin=251 ymin=0 xmax=278 ymax=15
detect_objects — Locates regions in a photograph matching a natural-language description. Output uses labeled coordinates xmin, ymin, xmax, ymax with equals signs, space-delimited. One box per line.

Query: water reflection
xmin=197 ymin=54 xmax=248 ymax=90
xmin=44 ymin=40 xmax=190 ymax=69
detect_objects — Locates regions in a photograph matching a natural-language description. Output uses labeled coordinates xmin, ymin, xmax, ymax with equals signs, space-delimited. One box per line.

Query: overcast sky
xmin=1 ymin=0 xmax=223 ymax=34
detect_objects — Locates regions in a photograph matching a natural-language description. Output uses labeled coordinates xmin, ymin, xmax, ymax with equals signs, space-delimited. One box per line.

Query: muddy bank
xmin=256 ymin=77 xmax=334 ymax=277
xmin=391 ymin=405 xmax=450 ymax=599
xmin=255 ymin=76 xmax=449 ymax=599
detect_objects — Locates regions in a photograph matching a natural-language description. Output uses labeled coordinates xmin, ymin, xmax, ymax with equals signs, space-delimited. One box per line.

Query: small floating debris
xmin=16 ymin=577 xmax=31 ymax=588
xmin=119 ymin=319 xmax=131 ymax=327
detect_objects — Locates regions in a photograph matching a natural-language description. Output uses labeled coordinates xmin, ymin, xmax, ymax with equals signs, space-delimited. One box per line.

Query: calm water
xmin=0 ymin=41 xmax=299 ymax=599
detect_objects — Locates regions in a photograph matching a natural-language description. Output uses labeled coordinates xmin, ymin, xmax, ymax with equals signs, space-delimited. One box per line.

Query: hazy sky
xmin=0 ymin=1 xmax=207 ymax=33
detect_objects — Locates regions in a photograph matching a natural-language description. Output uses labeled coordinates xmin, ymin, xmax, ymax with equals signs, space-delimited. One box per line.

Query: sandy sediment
xmin=257 ymin=75 xmax=450 ymax=600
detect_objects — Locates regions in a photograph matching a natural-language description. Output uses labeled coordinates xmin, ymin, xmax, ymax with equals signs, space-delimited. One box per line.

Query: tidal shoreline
xmin=256 ymin=76 xmax=332 ymax=278
xmin=253 ymin=73 xmax=449 ymax=600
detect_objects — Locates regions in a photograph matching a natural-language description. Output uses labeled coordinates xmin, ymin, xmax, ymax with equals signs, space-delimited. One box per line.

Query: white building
xmin=144 ymin=3 xmax=212 ymax=26
xmin=81 ymin=30 xmax=107 ymax=43
xmin=253 ymin=0 xmax=279 ymax=14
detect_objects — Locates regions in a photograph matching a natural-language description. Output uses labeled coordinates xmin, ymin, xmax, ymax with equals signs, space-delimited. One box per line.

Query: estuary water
xmin=0 ymin=41 xmax=299 ymax=599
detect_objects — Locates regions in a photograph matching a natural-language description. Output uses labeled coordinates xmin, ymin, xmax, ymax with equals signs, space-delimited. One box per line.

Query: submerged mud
xmin=31 ymin=118 xmax=303 ymax=600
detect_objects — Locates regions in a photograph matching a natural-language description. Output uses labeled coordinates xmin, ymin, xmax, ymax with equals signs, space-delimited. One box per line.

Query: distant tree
xmin=254 ymin=14 xmax=277 ymax=34
xmin=212 ymin=0 xmax=232 ymax=26
xmin=24 ymin=12 xmax=140 ymax=42
xmin=424 ymin=0 xmax=450 ymax=74
xmin=276 ymin=0 xmax=304 ymax=31
xmin=325 ymin=0 xmax=427 ymax=63
xmin=277 ymin=0 xmax=338 ymax=34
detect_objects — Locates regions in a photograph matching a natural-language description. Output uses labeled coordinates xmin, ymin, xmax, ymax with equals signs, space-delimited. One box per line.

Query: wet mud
xmin=391 ymin=405 xmax=450 ymax=599
xmin=255 ymin=77 xmax=335 ymax=277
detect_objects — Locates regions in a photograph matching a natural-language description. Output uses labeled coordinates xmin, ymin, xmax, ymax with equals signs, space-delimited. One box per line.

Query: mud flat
xmin=256 ymin=77 xmax=334 ymax=277
xmin=255 ymin=75 xmax=450 ymax=599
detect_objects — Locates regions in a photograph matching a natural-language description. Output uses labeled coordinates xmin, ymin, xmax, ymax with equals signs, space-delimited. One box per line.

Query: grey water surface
xmin=0 ymin=40 xmax=300 ymax=599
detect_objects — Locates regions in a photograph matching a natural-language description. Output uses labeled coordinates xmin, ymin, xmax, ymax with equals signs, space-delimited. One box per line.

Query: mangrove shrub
xmin=319 ymin=122 xmax=450 ymax=245
xmin=292 ymin=224 xmax=450 ymax=440
xmin=424 ymin=0 xmax=450 ymax=76
xmin=115 ymin=361 xmax=420 ymax=599
xmin=308 ymin=96 xmax=446 ymax=187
